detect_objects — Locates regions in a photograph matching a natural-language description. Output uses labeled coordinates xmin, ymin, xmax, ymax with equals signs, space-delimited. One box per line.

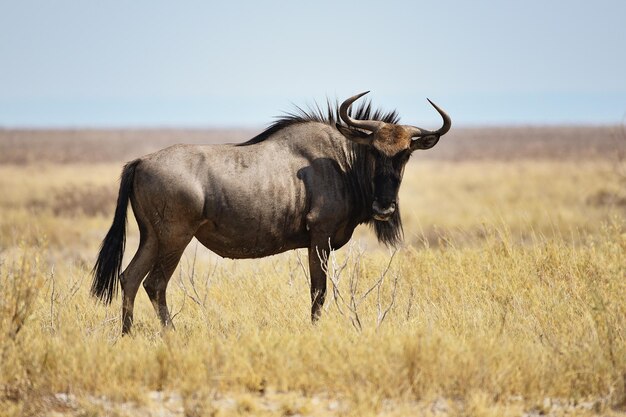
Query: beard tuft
xmin=372 ymin=206 xmax=403 ymax=247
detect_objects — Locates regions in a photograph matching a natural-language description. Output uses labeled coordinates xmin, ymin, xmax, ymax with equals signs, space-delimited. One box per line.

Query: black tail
xmin=91 ymin=159 xmax=140 ymax=304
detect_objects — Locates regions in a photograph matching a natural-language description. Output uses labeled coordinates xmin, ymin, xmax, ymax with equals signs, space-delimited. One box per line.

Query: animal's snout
xmin=372 ymin=200 xmax=396 ymax=221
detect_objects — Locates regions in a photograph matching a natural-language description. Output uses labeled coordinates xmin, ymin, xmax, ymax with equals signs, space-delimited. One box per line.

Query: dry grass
xmin=0 ymin=127 xmax=625 ymax=416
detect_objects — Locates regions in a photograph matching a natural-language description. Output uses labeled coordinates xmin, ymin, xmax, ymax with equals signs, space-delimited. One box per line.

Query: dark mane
xmin=238 ymin=99 xmax=400 ymax=146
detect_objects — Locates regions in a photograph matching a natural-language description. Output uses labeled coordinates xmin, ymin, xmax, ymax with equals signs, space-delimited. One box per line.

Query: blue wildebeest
xmin=92 ymin=92 xmax=451 ymax=334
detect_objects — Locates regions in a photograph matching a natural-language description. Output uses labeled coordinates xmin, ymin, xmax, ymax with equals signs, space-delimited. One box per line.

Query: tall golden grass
xmin=0 ymin=133 xmax=625 ymax=415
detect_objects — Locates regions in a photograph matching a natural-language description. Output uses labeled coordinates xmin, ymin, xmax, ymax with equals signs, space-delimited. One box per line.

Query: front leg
xmin=308 ymin=241 xmax=329 ymax=322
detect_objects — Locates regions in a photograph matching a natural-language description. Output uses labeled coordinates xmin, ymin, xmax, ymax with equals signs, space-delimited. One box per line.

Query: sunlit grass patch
xmin=0 ymin=157 xmax=624 ymax=415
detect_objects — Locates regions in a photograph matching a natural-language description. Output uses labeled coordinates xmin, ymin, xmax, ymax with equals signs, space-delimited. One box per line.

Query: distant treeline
xmin=0 ymin=125 xmax=621 ymax=164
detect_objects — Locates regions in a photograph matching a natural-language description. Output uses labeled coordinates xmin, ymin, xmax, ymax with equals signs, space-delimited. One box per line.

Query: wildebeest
xmin=92 ymin=91 xmax=451 ymax=334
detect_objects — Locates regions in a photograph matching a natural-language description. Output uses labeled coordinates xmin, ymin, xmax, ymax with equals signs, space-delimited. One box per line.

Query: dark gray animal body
xmin=92 ymin=92 xmax=451 ymax=334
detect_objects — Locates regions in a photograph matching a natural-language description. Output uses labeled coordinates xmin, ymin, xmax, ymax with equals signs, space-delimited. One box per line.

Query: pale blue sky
xmin=1 ymin=0 xmax=625 ymax=127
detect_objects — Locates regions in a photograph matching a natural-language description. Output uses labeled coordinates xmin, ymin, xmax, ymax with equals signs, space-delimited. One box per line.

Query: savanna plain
xmin=0 ymin=126 xmax=625 ymax=416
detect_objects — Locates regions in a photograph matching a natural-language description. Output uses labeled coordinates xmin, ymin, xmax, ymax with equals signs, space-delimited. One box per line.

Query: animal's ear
xmin=335 ymin=123 xmax=373 ymax=146
xmin=410 ymin=135 xmax=440 ymax=151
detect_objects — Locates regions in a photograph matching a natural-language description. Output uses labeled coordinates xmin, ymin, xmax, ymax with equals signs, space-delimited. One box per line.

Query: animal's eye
xmin=392 ymin=151 xmax=409 ymax=166
xmin=369 ymin=148 xmax=383 ymax=159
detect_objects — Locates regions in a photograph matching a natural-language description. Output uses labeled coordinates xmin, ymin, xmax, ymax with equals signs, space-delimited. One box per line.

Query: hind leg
xmin=120 ymin=236 xmax=157 ymax=334
xmin=143 ymin=234 xmax=193 ymax=328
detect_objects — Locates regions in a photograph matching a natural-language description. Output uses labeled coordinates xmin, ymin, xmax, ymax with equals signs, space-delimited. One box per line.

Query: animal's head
xmin=336 ymin=91 xmax=451 ymax=222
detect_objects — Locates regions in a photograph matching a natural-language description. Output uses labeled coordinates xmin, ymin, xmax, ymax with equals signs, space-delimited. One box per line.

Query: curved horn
xmin=339 ymin=91 xmax=385 ymax=132
xmin=406 ymin=99 xmax=452 ymax=137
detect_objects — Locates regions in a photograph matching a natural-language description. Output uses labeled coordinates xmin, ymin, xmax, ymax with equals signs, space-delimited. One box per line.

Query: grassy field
xmin=0 ymin=127 xmax=625 ymax=416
